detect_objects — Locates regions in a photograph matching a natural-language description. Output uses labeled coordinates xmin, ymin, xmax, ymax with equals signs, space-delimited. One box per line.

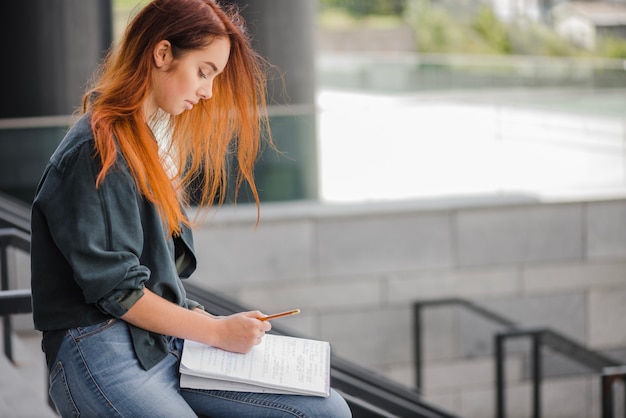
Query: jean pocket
xmin=73 ymin=319 xmax=117 ymax=341
xmin=49 ymin=361 xmax=80 ymax=418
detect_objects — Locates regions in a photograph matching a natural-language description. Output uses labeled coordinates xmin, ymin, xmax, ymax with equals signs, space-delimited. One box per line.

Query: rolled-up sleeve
xmin=42 ymin=143 xmax=151 ymax=318
xmin=186 ymin=298 xmax=204 ymax=311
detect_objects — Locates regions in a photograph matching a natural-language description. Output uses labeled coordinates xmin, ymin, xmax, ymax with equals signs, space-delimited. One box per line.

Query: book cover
xmin=180 ymin=334 xmax=331 ymax=397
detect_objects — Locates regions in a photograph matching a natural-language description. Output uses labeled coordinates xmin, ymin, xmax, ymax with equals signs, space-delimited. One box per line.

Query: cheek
xmin=153 ymin=67 xmax=198 ymax=113
xmin=171 ymin=70 xmax=197 ymax=97
xmin=160 ymin=80 xmax=181 ymax=103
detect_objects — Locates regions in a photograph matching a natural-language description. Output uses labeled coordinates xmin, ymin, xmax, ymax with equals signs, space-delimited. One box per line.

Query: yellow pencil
xmin=258 ymin=309 xmax=301 ymax=321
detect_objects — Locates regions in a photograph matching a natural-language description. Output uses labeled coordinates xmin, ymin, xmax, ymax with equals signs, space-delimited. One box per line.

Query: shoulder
xmin=49 ymin=113 xmax=97 ymax=173
xmin=38 ymin=113 xmax=136 ymax=198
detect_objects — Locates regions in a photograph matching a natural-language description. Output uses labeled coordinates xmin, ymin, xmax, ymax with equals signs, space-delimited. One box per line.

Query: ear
xmin=153 ymin=40 xmax=173 ymax=69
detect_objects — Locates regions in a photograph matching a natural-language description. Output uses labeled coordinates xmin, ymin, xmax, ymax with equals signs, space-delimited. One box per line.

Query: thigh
xmin=49 ymin=320 xmax=197 ymax=418
xmin=181 ymin=388 xmax=352 ymax=418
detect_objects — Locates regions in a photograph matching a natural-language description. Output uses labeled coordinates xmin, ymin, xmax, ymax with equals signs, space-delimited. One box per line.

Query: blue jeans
xmin=48 ymin=319 xmax=352 ymax=417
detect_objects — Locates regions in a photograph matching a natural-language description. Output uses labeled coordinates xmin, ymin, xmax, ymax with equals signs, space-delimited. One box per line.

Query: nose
xmin=198 ymin=80 xmax=213 ymax=100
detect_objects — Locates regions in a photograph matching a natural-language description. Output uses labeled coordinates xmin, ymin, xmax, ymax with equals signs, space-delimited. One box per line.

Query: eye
xmin=199 ymin=69 xmax=207 ymax=79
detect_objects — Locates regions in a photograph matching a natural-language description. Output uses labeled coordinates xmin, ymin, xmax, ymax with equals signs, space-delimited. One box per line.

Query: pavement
xmin=0 ymin=327 xmax=57 ymax=417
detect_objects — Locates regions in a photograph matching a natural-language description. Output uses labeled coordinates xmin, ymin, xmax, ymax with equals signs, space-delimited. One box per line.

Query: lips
xmin=185 ymin=100 xmax=196 ymax=110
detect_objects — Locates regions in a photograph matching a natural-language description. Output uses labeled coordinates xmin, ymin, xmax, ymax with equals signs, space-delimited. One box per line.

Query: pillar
xmin=0 ymin=1 xmax=112 ymax=202
xmin=232 ymin=0 xmax=319 ymax=202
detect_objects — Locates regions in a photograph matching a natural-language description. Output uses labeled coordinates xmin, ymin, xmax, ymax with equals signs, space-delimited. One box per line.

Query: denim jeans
xmin=48 ymin=319 xmax=352 ymax=417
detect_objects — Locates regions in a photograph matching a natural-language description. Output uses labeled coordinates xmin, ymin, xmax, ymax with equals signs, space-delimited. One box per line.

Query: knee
xmin=320 ymin=390 xmax=352 ymax=418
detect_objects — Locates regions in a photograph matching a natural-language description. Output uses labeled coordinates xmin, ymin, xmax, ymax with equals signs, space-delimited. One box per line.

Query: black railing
xmin=413 ymin=298 xmax=516 ymax=390
xmin=414 ymin=298 xmax=626 ymax=418
xmin=494 ymin=326 xmax=619 ymax=418
xmin=0 ymin=191 xmax=31 ymax=233
xmin=0 ymin=228 xmax=31 ymax=362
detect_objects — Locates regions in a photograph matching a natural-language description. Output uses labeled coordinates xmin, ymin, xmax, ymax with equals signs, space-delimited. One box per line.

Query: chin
xmin=168 ymin=108 xmax=185 ymax=116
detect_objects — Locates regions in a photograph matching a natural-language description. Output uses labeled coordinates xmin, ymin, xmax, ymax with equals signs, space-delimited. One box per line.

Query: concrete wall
xmin=189 ymin=194 xmax=626 ymax=418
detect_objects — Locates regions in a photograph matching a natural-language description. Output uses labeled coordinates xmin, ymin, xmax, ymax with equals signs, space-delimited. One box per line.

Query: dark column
xmin=0 ymin=0 xmax=112 ymax=117
xmin=0 ymin=1 xmax=112 ymax=202
xmin=232 ymin=0 xmax=319 ymax=202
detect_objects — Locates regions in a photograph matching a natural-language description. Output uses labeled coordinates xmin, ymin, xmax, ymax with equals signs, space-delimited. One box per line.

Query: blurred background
xmin=316 ymin=0 xmax=626 ymax=204
xmin=2 ymin=0 xmax=626 ymax=204
xmin=2 ymin=1 xmax=626 ymax=417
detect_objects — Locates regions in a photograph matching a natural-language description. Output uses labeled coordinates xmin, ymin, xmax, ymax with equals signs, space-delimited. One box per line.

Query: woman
xmin=30 ymin=0 xmax=351 ymax=416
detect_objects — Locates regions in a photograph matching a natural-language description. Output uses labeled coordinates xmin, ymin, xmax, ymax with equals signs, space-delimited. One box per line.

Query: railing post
xmin=531 ymin=332 xmax=542 ymax=418
xmin=600 ymin=366 xmax=626 ymax=418
xmin=601 ymin=372 xmax=614 ymax=418
xmin=413 ymin=302 xmax=423 ymax=391
xmin=1 ymin=244 xmax=13 ymax=362
xmin=495 ymin=333 xmax=506 ymax=418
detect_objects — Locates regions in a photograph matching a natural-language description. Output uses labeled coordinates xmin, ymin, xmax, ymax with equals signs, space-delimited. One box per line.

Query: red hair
xmin=83 ymin=0 xmax=271 ymax=236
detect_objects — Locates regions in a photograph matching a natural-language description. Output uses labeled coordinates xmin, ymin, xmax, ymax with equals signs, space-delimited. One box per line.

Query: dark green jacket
xmin=31 ymin=113 xmax=201 ymax=371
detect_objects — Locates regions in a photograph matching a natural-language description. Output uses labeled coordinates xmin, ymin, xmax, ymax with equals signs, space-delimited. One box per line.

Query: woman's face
xmin=146 ymin=36 xmax=231 ymax=118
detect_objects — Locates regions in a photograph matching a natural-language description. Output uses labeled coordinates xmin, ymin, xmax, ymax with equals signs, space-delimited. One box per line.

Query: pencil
xmin=258 ymin=309 xmax=301 ymax=321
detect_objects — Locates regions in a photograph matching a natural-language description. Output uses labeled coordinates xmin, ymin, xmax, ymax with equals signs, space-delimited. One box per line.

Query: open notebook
xmin=180 ymin=334 xmax=331 ymax=397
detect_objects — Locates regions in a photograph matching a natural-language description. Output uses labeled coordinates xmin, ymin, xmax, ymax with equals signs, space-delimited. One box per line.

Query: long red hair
xmin=83 ymin=0 xmax=270 ymax=236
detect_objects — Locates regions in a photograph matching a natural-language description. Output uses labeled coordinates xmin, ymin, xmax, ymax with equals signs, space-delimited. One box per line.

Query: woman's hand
xmin=212 ymin=311 xmax=272 ymax=353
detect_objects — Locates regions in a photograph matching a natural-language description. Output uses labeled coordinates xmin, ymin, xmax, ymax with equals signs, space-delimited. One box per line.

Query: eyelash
xmin=199 ymin=70 xmax=207 ymax=79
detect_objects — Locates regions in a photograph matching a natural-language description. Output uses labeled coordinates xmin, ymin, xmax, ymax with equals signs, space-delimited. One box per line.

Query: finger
xmin=246 ymin=310 xmax=264 ymax=318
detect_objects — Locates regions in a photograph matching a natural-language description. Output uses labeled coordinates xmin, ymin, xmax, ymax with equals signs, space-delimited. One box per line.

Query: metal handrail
xmin=0 ymin=191 xmax=31 ymax=233
xmin=414 ymin=298 xmax=625 ymax=418
xmin=494 ymin=326 xmax=620 ymax=418
xmin=413 ymin=298 xmax=516 ymax=390
xmin=0 ymin=228 xmax=32 ymax=362
xmin=0 ymin=289 xmax=32 ymax=314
